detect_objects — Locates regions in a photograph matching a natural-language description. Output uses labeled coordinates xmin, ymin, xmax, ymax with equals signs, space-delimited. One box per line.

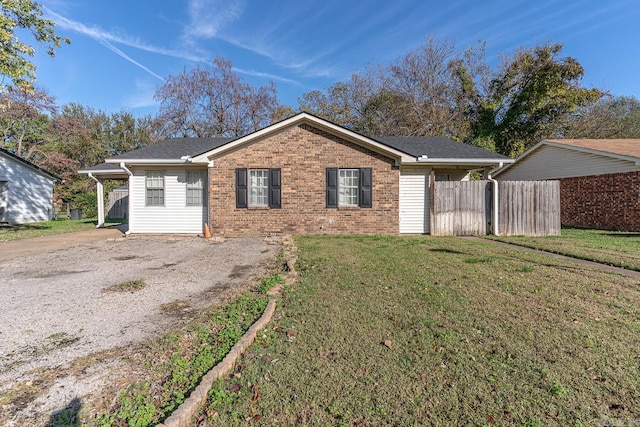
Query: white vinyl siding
xmin=0 ymin=152 xmax=55 ymax=224
xmin=145 ymin=171 xmax=164 ymax=206
xmin=498 ymin=145 xmax=640 ymax=181
xmin=339 ymin=169 xmax=359 ymax=206
xmin=129 ymin=167 xmax=206 ymax=233
xmin=399 ymin=167 xmax=430 ymax=234
xmin=186 ymin=171 xmax=205 ymax=206
xmin=249 ymin=169 xmax=268 ymax=206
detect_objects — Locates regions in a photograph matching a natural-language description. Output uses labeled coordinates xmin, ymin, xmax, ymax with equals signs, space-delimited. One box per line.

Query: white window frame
xmin=338 ymin=169 xmax=359 ymax=207
xmin=186 ymin=171 xmax=205 ymax=206
xmin=145 ymin=171 xmax=164 ymax=206
xmin=249 ymin=169 xmax=269 ymax=207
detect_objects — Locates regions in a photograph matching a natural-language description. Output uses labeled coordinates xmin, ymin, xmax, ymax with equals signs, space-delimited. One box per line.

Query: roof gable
xmin=544 ymin=139 xmax=640 ymax=160
xmin=0 ymin=148 xmax=59 ymax=181
xmin=191 ymin=112 xmax=414 ymax=165
xmin=494 ymin=138 xmax=640 ymax=179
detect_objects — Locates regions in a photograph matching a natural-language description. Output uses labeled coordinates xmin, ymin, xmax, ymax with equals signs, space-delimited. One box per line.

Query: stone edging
xmin=157 ymin=235 xmax=297 ymax=427
xmin=156 ymin=298 xmax=277 ymax=427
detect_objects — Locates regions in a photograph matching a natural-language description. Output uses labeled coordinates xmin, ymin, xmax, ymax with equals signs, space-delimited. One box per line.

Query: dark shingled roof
xmin=374 ymin=136 xmax=510 ymax=159
xmin=108 ymin=137 xmax=234 ymax=161
xmin=103 ymin=135 xmax=508 ymax=162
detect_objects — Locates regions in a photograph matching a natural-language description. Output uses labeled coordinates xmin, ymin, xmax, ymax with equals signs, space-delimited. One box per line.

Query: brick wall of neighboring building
xmin=560 ymin=171 xmax=640 ymax=231
xmin=209 ymin=123 xmax=399 ymax=236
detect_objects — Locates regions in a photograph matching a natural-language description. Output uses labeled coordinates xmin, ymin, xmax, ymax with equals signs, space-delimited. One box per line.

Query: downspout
xmin=87 ymin=172 xmax=105 ymax=228
xmin=120 ymin=163 xmax=134 ymax=235
xmin=487 ymin=162 xmax=504 ymax=236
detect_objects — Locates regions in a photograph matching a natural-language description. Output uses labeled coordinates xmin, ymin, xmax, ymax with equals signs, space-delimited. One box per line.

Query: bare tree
xmin=154 ymin=57 xmax=281 ymax=138
xmin=0 ymin=85 xmax=56 ymax=158
xmin=560 ymin=96 xmax=640 ymax=139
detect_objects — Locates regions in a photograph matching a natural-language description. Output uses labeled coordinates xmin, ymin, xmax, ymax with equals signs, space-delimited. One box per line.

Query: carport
xmin=78 ymin=163 xmax=130 ymax=228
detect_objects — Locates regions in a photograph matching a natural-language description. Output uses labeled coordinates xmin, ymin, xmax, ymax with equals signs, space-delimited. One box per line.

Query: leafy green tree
xmin=0 ymin=0 xmax=70 ymax=90
xmin=456 ymin=43 xmax=603 ymax=156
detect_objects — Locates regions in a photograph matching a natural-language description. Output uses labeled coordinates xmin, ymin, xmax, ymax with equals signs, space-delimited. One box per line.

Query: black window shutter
xmin=268 ymin=168 xmax=281 ymax=209
xmin=236 ymin=168 xmax=248 ymax=208
xmin=326 ymin=168 xmax=338 ymax=208
xmin=359 ymin=168 xmax=372 ymax=208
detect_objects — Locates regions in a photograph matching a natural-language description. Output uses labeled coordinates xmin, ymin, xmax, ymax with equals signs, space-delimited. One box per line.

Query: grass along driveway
xmin=0 ymin=218 xmax=124 ymax=241
xmin=486 ymin=227 xmax=640 ymax=271
xmin=201 ymin=235 xmax=640 ymax=426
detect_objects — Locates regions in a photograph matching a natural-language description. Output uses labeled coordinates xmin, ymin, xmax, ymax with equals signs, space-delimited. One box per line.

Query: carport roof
xmin=107 ymin=137 xmax=234 ymax=162
xmin=375 ymin=136 xmax=510 ymax=160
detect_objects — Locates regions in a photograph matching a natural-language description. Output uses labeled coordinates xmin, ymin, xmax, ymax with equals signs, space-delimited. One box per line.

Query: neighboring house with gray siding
xmin=494 ymin=139 xmax=640 ymax=231
xmin=80 ymin=113 xmax=512 ymax=236
xmin=0 ymin=147 xmax=58 ymax=224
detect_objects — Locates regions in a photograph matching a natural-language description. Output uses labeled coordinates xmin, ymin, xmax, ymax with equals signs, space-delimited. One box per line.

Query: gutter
xmin=105 ymin=158 xmax=204 ymax=165
xmin=417 ymin=156 xmax=515 ymax=165
xmin=487 ymin=162 xmax=504 ymax=236
xmin=119 ymin=162 xmax=133 ymax=177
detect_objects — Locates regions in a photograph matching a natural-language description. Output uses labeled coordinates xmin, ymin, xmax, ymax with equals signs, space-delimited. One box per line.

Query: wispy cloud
xmin=232 ymin=66 xmax=301 ymax=86
xmin=43 ymin=6 xmax=205 ymax=80
xmin=124 ymin=79 xmax=159 ymax=109
xmin=183 ymin=0 xmax=246 ymax=42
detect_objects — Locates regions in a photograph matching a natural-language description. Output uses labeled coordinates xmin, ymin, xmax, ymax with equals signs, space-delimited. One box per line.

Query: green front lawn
xmin=201 ymin=236 xmax=640 ymax=426
xmin=487 ymin=227 xmax=640 ymax=271
xmin=0 ymin=218 xmax=125 ymax=241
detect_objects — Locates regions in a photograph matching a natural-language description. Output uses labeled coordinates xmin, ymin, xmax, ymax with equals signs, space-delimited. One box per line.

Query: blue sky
xmin=27 ymin=0 xmax=640 ymax=117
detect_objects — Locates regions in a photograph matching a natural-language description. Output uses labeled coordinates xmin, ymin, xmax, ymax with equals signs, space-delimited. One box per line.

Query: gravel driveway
xmin=0 ymin=233 xmax=277 ymax=424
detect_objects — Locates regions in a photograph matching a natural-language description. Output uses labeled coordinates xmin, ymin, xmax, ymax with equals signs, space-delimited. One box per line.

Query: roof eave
xmin=413 ymin=158 xmax=514 ymax=166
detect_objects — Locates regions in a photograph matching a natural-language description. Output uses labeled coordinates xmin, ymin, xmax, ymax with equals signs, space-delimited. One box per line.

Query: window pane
xmin=339 ymin=169 xmax=359 ymax=206
xmin=146 ymin=171 xmax=164 ymax=206
xmin=249 ymin=169 xmax=268 ymax=206
xmin=187 ymin=171 xmax=205 ymax=206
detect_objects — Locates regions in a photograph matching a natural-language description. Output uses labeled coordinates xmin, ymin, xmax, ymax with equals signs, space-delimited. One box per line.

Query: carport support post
xmin=88 ymin=173 xmax=105 ymax=228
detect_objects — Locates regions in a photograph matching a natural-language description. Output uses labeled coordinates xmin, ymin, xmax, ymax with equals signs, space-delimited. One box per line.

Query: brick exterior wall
xmin=560 ymin=171 xmax=640 ymax=231
xmin=209 ymin=124 xmax=399 ymax=236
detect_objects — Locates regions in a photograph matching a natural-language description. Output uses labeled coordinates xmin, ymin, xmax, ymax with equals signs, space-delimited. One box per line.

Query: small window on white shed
xmin=435 ymin=174 xmax=451 ymax=182
xmin=145 ymin=171 xmax=164 ymax=206
xmin=186 ymin=171 xmax=205 ymax=206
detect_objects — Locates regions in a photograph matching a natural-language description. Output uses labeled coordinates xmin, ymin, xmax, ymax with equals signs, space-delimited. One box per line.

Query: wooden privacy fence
xmin=499 ymin=180 xmax=560 ymax=236
xmin=430 ymin=180 xmax=490 ymax=236
xmin=430 ymin=180 xmax=560 ymax=236
xmin=107 ymin=189 xmax=128 ymax=219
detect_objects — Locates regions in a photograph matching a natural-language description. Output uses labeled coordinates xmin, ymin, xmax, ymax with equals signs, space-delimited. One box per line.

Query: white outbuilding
xmin=0 ymin=147 xmax=58 ymax=224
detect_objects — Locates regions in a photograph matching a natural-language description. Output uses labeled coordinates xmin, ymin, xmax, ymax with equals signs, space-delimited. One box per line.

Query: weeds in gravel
xmin=88 ymin=293 xmax=268 ymax=426
xmin=106 ymin=278 xmax=146 ymax=292
xmin=45 ymin=332 xmax=81 ymax=350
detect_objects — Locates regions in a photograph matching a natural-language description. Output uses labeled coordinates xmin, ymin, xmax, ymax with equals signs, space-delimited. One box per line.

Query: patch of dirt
xmin=0 ymin=235 xmax=278 ymax=426
xmin=228 ymin=264 xmax=254 ymax=279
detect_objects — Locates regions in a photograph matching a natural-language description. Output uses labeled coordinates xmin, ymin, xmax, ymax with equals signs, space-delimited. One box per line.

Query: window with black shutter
xmin=326 ymin=167 xmax=372 ymax=208
xmin=236 ymin=168 xmax=281 ymax=209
